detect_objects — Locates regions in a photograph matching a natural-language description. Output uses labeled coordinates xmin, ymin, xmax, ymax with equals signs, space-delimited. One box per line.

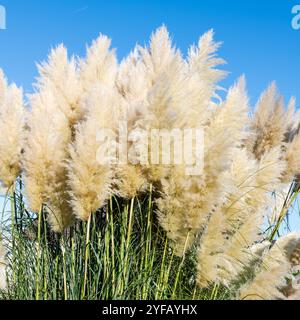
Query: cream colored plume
xmin=114 ymin=47 xmax=149 ymax=198
xmin=158 ymin=76 xmax=249 ymax=256
xmin=23 ymin=88 xmax=73 ymax=231
xmin=237 ymin=233 xmax=300 ymax=300
xmin=80 ymin=34 xmax=118 ymax=92
xmin=156 ymin=30 xmax=229 ymax=254
xmin=68 ymin=86 xmax=119 ymax=221
xmin=283 ymin=128 xmax=300 ymax=182
xmin=278 ymin=232 xmax=300 ymax=299
xmin=188 ymin=29 xmax=226 ymax=97
xmin=219 ymin=148 xmax=286 ymax=281
xmin=197 ymin=142 xmax=286 ymax=287
xmin=246 ymin=83 xmax=293 ymax=160
xmin=24 ymin=45 xmax=84 ymax=231
xmin=237 ymin=243 xmax=290 ymax=300
xmin=68 ymin=34 xmax=120 ymax=220
xmin=116 ymin=47 xmax=149 ymax=103
xmin=0 ymin=70 xmax=24 ymax=189
xmin=136 ymin=26 xmax=191 ymax=182
xmin=37 ymin=45 xmax=83 ymax=126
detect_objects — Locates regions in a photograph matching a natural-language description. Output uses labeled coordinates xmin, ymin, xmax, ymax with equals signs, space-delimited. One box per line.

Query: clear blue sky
xmin=0 ymin=0 xmax=299 ymax=230
xmin=0 ymin=0 xmax=299 ymax=104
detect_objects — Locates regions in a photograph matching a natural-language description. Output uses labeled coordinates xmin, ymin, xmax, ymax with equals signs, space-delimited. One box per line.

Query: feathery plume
xmin=219 ymin=148 xmax=285 ymax=281
xmin=114 ymin=48 xmax=149 ymax=198
xmin=136 ymin=26 xmax=190 ymax=183
xmin=188 ymin=29 xmax=226 ymax=93
xmin=68 ymin=35 xmax=120 ymax=220
xmin=23 ymin=44 xmax=86 ymax=231
xmin=68 ymin=86 xmax=119 ymax=221
xmin=0 ymin=70 xmax=24 ymax=188
xmin=23 ymin=89 xmax=73 ymax=231
xmin=283 ymin=130 xmax=300 ymax=182
xmin=246 ymin=83 xmax=290 ymax=160
xmin=197 ymin=144 xmax=286 ymax=287
xmin=237 ymin=254 xmax=289 ymax=300
xmin=80 ymin=35 xmax=118 ymax=92
xmin=278 ymin=232 xmax=300 ymax=299
xmin=37 ymin=45 xmax=83 ymax=126
xmin=237 ymin=234 xmax=297 ymax=300
xmin=158 ymin=77 xmax=249 ymax=255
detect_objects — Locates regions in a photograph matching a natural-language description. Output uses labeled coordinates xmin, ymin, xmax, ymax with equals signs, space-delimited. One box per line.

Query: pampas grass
xmin=0 ymin=26 xmax=300 ymax=300
xmin=0 ymin=70 xmax=24 ymax=189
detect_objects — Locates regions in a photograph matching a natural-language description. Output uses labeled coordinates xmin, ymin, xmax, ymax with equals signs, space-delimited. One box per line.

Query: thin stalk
xmin=10 ymin=183 xmax=16 ymax=285
xmin=155 ymin=237 xmax=169 ymax=300
xmin=53 ymin=255 xmax=59 ymax=300
xmin=144 ymin=184 xmax=153 ymax=269
xmin=192 ymin=286 xmax=197 ymax=300
xmin=116 ymin=203 xmax=128 ymax=296
xmin=210 ymin=283 xmax=220 ymax=300
xmin=81 ymin=214 xmax=92 ymax=299
xmin=109 ymin=198 xmax=116 ymax=296
xmin=159 ymin=248 xmax=175 ymax=299
xmin=104 ymin=210 xmax=111 ymax=299
xmin=43 ymin=215 xmax=49 ymax=300
xmin=126 ymin=197 xmax=135 ymax=250
xmin=71 ymin=237 xmax=76 ymax=292
xmin=35 ymin=204 xmax=43 ymax=300
xmin=171 ymin=233 xmax=190 ymax=299
xmin=61 ymin=237 xmax=68 ymax=300
xmin=123 ymin=197 xmax=135 ymax=290
xmin=141 ymin=186 xmax=153 ymax=298
xmin=18 ymin=177 xmax=24 ymax=230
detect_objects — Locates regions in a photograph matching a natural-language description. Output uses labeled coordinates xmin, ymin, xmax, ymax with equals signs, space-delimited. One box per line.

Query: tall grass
xmin=0 ymin=179 xmax=231 ymax=300
xmin=0 ymin=179 xmax=298 ymax=300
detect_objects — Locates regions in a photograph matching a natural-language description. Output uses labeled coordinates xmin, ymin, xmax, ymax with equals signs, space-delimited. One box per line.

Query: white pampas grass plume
xmin=68 ymin=86 xmax=119 ymax=221
xmin=283 ymin=131 xmax=300 ymax=182
xmin=158 ymin=77 xmax=249 ymax=256
xmin=0 ymin=70 xmax=24 ymax=188
xmin=116 ymin=47 xmax=149 ymax=103
xmin=197 ymin=144 xmax=286 ymax=287
xmin=237 ymin=236 xmax=295 ymax=300
xmin=23 ymin=89 xmax=73 ymax=231
xmin=138 ymin=26 xmax=186 ymax=182
xmin=188 ymin=29 xmax=226 ymax=92
xmin=115 ymin=165 xmax=147 ymax=199
xmin=196 ymin=209 xmax=227 ymax=287
xmin=218 ymin=148 xmax=286 ymax=283
xmin=80 ymin=35 xmax=118 ymax=92
xmin=246 ymin=83 xmax=292 ymax=160
xmin=276 ymin=232 xmax=300 ymax=299
xmin=25 ymin=45 xmax=83 ymax=231
xmin=68 ymin=35 xmax=120 ymax=220
xmin=275 ymin=232 xmax=300 ymax=262
xmin=114 ymin=48 xmax=149 ymax=198
xmin=37 ymin=45 xmax=83 ymax=126
xmin=139 ymin=26 xmax=181 ymax=87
